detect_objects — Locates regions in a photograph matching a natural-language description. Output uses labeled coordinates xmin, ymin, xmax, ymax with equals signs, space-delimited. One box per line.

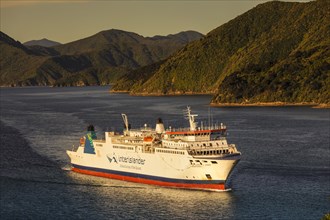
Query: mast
xmin=121 ymin=113 xmax=129 ymax=132
xmin=185 ymin=106 xmax=198 ymax=131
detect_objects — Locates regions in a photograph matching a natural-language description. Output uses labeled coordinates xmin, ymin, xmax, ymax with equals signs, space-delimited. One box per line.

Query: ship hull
xmin=68 ymin=145 xmax=240 ymax=191
xmin=71 ymin=164 xmax=227 ymax=191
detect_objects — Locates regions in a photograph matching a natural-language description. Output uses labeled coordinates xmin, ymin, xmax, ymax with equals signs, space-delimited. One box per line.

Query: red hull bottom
xmin=72 ymin=167 xmax=226 ymax=191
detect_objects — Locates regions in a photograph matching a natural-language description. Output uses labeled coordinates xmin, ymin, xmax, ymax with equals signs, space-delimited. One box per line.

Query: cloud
xmin=0 ymin=0 xmax=89 ymax=8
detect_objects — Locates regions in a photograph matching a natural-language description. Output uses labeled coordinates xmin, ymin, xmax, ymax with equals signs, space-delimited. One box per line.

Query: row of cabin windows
xmin=174 ymin=133 xmax=219 ymax=137
xmin=157 ymin=149 xmax=184 ymax=155
xmin=164 ymin=142 xmax=187 ymax=147
xmin=123 ymin=139 xmax=141 ymax=144
xmin=182 ymin=133 xmax=209 ymax=136
xmin=195 ymin=149 xmax=229 ymax=155
xmin=190 ymin=160 xmax=218 ymax=165
xmin=113 ymin=145 xmax=134 ymax=150
xmin=191 ymin=142 xmax=225 ymax=147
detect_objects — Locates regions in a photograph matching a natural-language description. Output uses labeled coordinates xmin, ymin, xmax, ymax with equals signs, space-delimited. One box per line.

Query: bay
xmin=0 ymin=86 xmax=329 ymax=219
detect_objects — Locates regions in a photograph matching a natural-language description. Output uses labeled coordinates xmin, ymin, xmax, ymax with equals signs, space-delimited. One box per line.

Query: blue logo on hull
xmin=107 ymin=155 xmax=145 ymax=165
xmin=107 ymin=155 xmax=118 ymax=163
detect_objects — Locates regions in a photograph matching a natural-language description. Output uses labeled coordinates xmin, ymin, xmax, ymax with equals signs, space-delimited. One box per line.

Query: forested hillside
xmin=112 ymin=0 xmax=329 ymax=105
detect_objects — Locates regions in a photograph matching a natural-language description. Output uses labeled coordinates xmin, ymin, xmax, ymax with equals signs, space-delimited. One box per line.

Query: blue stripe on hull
xmin=72 ymin=164 xmax=225 ymax=185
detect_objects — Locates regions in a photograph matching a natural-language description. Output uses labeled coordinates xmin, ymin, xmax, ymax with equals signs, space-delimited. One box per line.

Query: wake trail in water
xmin=0 ymin=122 xmax=144 ymax=190
xmin=0 ymin=175 xmax=146 ymax=189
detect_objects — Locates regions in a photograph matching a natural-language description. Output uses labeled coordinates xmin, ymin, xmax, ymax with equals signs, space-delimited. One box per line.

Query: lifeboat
xmin=143 ymin=136 xmax=153 ymax=142
xmin=80 ymin=137 xmax=85 ymax=145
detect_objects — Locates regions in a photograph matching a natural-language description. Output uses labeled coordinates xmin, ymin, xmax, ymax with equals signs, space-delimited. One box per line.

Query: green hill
xmin=0 ymin=32 xmax=48 ymax=86
xmin=116 ymin=0 xmax=329 ymax=105
xmin=0 ymin=30 xmax=203 ymax=86
xmin=111 ymin=60 xmax=166 ymax=92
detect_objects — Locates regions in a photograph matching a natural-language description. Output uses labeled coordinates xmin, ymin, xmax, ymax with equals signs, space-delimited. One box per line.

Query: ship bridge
xmin=165 ymin=126 xmax=226 ymax=142
xmin=164 ymin=106 xmax=227 ymax=142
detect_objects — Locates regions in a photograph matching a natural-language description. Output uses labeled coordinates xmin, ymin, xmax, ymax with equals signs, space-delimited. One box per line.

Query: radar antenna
xmin=121 ymin=113 xmax=129 ymax=132
xmin=184 ymin=106 xmax=198 ymax=131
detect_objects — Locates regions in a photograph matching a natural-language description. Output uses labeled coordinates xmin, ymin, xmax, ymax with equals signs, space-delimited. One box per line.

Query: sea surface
xmin=0 ymin=86 xmax=329 ymax=219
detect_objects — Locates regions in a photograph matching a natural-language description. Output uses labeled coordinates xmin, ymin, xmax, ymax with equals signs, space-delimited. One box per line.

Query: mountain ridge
xmin=0 ymin=30 xmax=203 ymax=86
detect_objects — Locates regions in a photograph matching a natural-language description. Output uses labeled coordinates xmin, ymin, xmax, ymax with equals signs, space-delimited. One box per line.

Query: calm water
xmin=0 ymin=86 xmax=329 ymax=219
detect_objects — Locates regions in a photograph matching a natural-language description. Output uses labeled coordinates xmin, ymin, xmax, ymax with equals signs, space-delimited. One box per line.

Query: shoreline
xmin=3 ymin=86 xmax=329 ymax=108
xmin=112 ymin=90 xmax=330 ymax=108
xmin=110 ymin=90 xmax=214 ymax=96
xmin=109 ymin=90 xmax=130 ymax=94
xmin=210 ymin=102 xmax=330 ymax=108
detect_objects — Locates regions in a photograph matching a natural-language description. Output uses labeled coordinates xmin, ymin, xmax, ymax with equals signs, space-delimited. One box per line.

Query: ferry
xmin=67 ymin=107 xmax=241 ymax=191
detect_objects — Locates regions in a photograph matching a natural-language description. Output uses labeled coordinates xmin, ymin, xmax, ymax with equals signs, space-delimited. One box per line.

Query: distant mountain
xmin=0 ymin=30 xmax=203 ymax=86
xmin=24 ymin=38 xmax=61 ymax=47
xmin=112 ymin=0 xmax=329 ymax=105
xmin=53 ymin=29 xmax=203 ymax=69
xmin=147 ymin=31 xmax=205 ymax=44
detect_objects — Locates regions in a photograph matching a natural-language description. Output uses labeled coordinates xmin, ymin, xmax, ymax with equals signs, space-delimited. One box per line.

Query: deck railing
xmin=166 ymin=124 xmax=226 ymax=132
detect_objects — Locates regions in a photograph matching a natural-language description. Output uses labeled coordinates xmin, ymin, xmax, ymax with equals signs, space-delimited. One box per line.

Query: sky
xmin=0 ymin=0 xmax=311 ymax=44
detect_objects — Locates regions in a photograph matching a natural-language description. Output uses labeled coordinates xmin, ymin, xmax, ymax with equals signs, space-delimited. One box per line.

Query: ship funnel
xmin=87 ymin=124 xmax=94 ymax=131
xmin=87 ymin=125 xmax=97 ymax=139
xmin=155 ymin=117 xmax=165 ymax=134
xmin=84 ymin=124 xmax=96 ymax=154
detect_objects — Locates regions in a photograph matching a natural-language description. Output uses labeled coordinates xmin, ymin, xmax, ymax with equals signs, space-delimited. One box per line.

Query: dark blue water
xmin=0 ymin=86 xmax=329 ymax=219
